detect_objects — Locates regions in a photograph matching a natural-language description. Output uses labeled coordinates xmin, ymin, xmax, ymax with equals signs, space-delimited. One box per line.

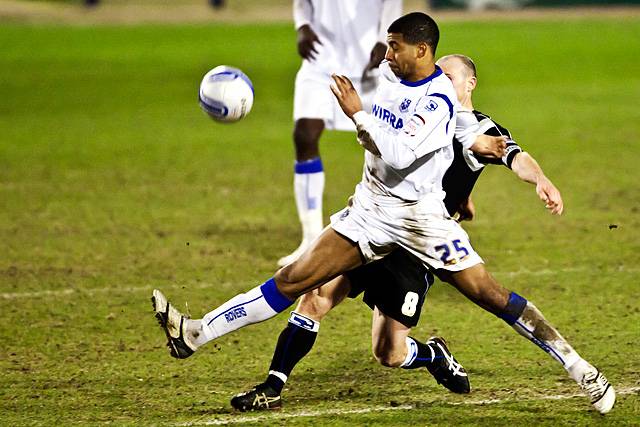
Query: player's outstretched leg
xmin=152 ymin=229 xmax=362 ymax=358
xmin=152 ymin=278 xmax=294 ymax=358
xmin=442 ymin=264 xmax=615 ymax=413
xmin=501 ymin=292 xmax=615 ymax=414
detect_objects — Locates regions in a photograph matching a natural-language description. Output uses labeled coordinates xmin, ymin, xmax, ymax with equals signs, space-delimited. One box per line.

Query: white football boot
xmin=577 ymin=365 xmax=616 ymax=414
xmin=151 ymin=289 xmax=198 ymax=359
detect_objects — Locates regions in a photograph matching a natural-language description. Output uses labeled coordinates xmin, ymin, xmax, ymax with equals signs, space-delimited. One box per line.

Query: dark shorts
xmin=345 ymin=249 xmax=434 ymax=327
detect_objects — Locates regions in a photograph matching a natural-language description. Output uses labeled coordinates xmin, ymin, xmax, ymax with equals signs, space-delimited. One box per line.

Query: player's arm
xmin=330 ymin=75 xmax=453 ymax=170
xmin=362 ymin=0 xmax=402 ymax=78
xmin=511 ymin=152 xmax=564 ymax=215
xmin=456 ymin=110 xmax=507 ymax=158
xmin=293 ymin=0 xmax=322 ymax=60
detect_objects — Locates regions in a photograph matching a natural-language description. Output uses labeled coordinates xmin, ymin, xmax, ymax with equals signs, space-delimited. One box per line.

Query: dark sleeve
xmin=472 ymin=114 xmax=523 ymax=169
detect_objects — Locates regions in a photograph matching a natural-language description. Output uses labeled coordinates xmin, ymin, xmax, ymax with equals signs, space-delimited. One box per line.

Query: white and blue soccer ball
xmin=199 ymin=65 xmax=254 ymax=123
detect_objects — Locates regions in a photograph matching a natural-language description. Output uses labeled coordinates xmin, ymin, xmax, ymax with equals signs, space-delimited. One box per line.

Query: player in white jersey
xmin=228 ymin=54 xmax=615 ymax=414
xmin=279 ymin=0 xmax=402 ymax=267
xmin=152 ymin=11 xmax=492 ymax=402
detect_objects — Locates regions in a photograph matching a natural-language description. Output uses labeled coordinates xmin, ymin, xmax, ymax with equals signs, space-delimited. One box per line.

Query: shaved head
xmin=436 ymin=54 xmax=478 ymax=109
xmin=438 ymin=54 xmax=477 ymax=78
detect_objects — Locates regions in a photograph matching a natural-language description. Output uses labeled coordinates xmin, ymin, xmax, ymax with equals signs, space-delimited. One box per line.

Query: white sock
xmin=511 ymin=301 xmax=581 ymax=370
xmin=399 ymin=337 xmax=419 ymax=368
xmin=200 ymin=278 xmax=293 ymax=343
xmin=294 ymin=157 xmax=324 ymax=243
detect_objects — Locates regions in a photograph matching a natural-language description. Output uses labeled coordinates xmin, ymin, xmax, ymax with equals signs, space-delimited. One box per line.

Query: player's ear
xmin=468 ymin=76 xmax=477 ymax=92
xmin=416 ymin=42 xmax=429 ymax=59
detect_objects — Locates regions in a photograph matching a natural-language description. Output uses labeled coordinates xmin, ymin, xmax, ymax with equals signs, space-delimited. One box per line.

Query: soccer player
xmin=155 ymin=11 xmax=471 ymax=376
xmin=278 ymin=0 xmax=402 ymax=266
xmin=152 ymin=13 xmax=614 ymax=414
xmin=228 ymin=54 xmax=615 ymax=413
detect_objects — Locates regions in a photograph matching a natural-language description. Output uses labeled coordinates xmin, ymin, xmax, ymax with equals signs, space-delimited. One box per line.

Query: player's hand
xmin=536 ymin=176 xmax=564 ymax=215
xmin=297 ymin=24 xmax=323 ymax=61
xmin=470 ymin=135 xmax=507 ymax=158
xmin=361 ymin=42 xmax=387 ymax=80
xmin=456 ymin=196 xmax=475 ymax=222
xmin=330 ymin=74 xmax=363 ymax=119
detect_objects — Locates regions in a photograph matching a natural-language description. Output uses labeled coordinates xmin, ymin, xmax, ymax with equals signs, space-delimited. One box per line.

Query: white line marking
xmin=4 ymin=266 xmax=639 ymax=300
xmin=176 ymin=386 xmax=640 ymax=426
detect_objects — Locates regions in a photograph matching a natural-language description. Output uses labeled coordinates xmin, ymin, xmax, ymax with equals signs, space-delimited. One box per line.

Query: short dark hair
xmin=387 ymin=12 xmax=440 ymax=55
xmin=439 ymin=54 xmax=477 ymax=78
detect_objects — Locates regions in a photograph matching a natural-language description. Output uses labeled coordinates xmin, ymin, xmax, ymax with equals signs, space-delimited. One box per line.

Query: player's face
xmin=438 ymin=58 xmax=475 ymax=104
xmin=385 ymin=33 xmax=419 ymax=80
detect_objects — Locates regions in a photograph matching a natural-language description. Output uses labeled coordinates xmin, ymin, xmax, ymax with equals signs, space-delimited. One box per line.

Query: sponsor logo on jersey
xmin=224 ymin=307 xmax=247 ymax=322
xmin=403 ymin=114 xmax=425 ymax=137
xmin=426 ymin=100 xmax=439 ymax=111
xmin=399 ymin=98 xmax=412 ymax=113
xmin=372 ymin=104 xmax=404 ymax=129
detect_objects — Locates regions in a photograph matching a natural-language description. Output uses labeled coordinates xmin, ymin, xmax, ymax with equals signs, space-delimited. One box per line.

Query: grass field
xmin=1 ymin=17 xmax=639 ymax=426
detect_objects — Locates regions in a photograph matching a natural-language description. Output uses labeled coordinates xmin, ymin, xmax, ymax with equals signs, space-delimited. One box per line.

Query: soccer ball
xmin=198 ymin=65 xmax=254 ymax=122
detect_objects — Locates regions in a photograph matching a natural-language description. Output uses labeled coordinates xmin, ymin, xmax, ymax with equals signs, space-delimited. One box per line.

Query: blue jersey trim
xmin=260 ymin=278 xmax=293 ymax=313
xmin=294 ymin=157 xmax=323 ymax=174
xmin=429 ymin=92 xmax=454 ymax=132
xmin=399 ymin=66 xmax=443 ymax=87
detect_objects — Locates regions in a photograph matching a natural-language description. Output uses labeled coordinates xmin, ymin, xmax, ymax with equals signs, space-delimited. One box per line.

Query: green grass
xmin=1 ymin=20 xmax=639 ymax=425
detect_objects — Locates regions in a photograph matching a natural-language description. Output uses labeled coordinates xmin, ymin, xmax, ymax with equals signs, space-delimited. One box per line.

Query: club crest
xmin=399 ymin=98 xmax=412 ymax=113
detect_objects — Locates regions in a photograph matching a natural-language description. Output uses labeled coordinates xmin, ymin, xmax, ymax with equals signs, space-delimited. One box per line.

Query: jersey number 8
xmin=401 ymin=291 xmax=420 ymax=317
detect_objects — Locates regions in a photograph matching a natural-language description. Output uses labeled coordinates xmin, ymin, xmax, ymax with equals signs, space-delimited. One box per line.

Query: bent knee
xmin=372 ymin=347 xmax=404 ymax=368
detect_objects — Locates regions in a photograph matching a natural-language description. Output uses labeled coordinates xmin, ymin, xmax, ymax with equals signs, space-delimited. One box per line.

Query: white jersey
xmin=352 ymin=62 xmax=458 ymax=201
xmin=293 ymin=0 xmax=402 ymax=77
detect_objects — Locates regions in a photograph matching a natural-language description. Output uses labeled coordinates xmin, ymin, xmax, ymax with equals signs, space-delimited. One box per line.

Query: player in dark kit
xmin=229 ymin=54 xmax=615 ymax=414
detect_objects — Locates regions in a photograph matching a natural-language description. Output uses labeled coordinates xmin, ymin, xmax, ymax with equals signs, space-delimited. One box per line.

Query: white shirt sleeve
xmin=353 ymin=95 xmax=454 ymax=170
xmin=378 ymin=0 xmax=403 ymax=43
xmin=293 ymin=0 xmax=313 ymax=30
xmin=455 ymin=109 xmax=483 ymax=150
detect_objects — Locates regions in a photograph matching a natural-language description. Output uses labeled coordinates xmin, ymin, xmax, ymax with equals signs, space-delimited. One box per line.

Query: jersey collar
xmin=399 ymin=66 xmax=443 ymax=87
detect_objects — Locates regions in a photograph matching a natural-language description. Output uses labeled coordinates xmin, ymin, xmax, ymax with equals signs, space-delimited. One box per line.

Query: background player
xmin=229 ymin=54 xmax=615 ymax=414
xmin=278 ymin=0 xmax=402 ymax=266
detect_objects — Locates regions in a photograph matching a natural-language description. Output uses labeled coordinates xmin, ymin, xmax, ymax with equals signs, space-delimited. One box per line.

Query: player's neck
xmin=407 ymin=63 xmax=436 ymax=82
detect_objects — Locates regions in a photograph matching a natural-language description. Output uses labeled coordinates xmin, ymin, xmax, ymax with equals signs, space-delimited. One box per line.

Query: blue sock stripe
xmin=206 ymin=294 xmax=264 ymax=326
xmin=415 ymin=355 xmax=445 ymax=362
xmin=498 ymin=292 xmax=528 ymax=325
xmin=515 ymin=320 xmax=566 ymax=365
xmin=294 ymin=157 xmax=323 ymax=174
xmin=260 ymin=278 xmax=294 ymax=313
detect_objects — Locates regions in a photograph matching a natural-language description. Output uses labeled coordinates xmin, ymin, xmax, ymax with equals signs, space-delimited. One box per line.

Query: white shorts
xmin=293 ymin=68 xmax=376 ymax=131
xmin=330 ymin=185 xmax=483 ymax=272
